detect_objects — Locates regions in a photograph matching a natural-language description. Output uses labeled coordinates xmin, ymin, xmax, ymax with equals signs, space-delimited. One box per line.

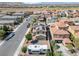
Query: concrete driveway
xmin=57 ymin=44 xmax=71 ymax=56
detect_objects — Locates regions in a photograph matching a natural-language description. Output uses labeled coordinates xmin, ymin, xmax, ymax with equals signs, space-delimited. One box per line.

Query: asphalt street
xmin=0 ymin=17 xmax=31 ymax=56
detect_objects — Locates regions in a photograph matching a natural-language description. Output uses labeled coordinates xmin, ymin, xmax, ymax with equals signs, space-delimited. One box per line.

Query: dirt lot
xmin=0 ymin=8 xmax=45 ymax=13
xmin=0 ymin=7 xmax=79 ymax=13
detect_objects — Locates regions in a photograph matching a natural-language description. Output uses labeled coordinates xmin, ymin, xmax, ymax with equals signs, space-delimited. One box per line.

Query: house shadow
xmin=31 ymin=39 xmax=38 ymax=44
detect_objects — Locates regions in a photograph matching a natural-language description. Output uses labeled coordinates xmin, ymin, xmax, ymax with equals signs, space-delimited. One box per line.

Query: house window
xmin=55 ymin=40 xmax=62 ymax=43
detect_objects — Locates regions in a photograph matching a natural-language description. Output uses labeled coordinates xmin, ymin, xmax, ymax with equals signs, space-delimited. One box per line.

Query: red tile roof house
xmin=55 ymin=20 xmax=69 ymax=30
xmin=66 ymin=10 xmax=79 ymax=18
xmin=57 ymin=18 xmax=75 ymax=26
xmin=49 ymin=23 xmax=71 ymax=45
xmin=53 ymin=29 xmax=70 ymax=38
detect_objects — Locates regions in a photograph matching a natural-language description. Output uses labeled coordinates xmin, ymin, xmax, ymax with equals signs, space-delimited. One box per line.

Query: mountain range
xmin=0 ymin=2 xmax=79 ymax=7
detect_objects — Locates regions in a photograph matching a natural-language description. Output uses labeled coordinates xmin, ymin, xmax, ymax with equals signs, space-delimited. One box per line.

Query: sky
xmin=0 ymin=0 xmax=79 ymax=3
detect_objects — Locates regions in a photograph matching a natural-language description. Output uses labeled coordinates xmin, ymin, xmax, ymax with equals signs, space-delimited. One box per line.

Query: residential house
xmin=49 ymin=23 xmax=71 ymax=45
xmin=12 ymin=12 xmax=26 ymax=17
xmin=0 ymin=15 xmax=21 ymax=24
xmin=52 ymin=29 xmax=70 ymax=38
xmin=50 ymin=23 xmax=70 ymax=38
xmin=0 ymin=20 xmax=15 ymax=27
xmin=55 ymin=20 xmax=69 ymax=30
xmin=69 ymin=17 xmax=79 ymax=25
xmin=0 ymin=15 xmax=22 ymax=28
xmin=47 ymin=16 xmax=58 ymax=25
xmin=32 ymin=23 xmax=46 ymax=40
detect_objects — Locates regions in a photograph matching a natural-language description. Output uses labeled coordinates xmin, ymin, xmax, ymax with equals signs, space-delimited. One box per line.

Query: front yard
xmin=66 ymin=44 xmax=74 ymax=49
xmin=49 ymin=40 xmax=63 ymax=56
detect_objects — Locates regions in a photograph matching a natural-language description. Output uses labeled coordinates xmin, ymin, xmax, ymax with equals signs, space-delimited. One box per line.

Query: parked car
xmin=5 ymin=32 xmax=15 ymax=41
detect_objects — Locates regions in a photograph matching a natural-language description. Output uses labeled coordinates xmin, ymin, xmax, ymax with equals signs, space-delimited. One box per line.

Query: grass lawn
xmin=74 ymin=38 xmax=79 ymax=49
xmin=66 ymin=44 xmax=73 ymax=49
xmin=54 ymin=51 xmax=63 ymax=56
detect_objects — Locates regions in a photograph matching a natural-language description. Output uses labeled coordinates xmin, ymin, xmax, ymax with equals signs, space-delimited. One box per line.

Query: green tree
xmin=25 ymin=33 xmax=32 ymax=41
xmin=3 ymin=25 xmax=9 ymax=32
xmin=0 ymin=30 xmax=5 ymax=37
xmin=51 ymin=40 xmax=61 ymax=56
xmin=19 ymin=17 xmax=24 ymax=23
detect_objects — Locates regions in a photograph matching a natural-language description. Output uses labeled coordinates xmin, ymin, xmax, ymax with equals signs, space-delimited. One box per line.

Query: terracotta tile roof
xmin=58 ymin=19 xmax=72 ymax=23
xmin=50 ymin=24 xmax=58 ymax=33
xmin=63 ymin=38 xmax=72 ymax=44
xmin=55 ymin=21 xmax=67 ymax=27
xmin=53 ymin=29 xmax=69 ymax=35
xmin=70 ymin=26 xmax=79 ymax=31
xmin=50 ymin=23 xmax=69 ymax=34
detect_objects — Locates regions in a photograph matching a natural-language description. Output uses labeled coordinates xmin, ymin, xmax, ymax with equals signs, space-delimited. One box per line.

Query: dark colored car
xmin=5 ymin=32 xmax=15 ymax=41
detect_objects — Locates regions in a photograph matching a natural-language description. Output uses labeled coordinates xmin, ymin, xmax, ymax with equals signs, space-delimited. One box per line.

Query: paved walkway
xmin=57 ymin=44 xmax=71 ymax=56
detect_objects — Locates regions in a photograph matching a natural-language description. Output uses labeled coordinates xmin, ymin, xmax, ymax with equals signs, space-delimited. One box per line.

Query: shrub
xmin=0 ymin=30 xmax=6 ymax=37
xmin=47 ymin=52 xmax=53 ymax=56
xmin=54 ymin=51 xmax=63 ymax=56
xmin=55 ymin=45 xmax=60 ymax=49
xmin=25 ymin=33 xmax=32 ymax=41
xmin=22 ymin=46 xmax=27 ymax=53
